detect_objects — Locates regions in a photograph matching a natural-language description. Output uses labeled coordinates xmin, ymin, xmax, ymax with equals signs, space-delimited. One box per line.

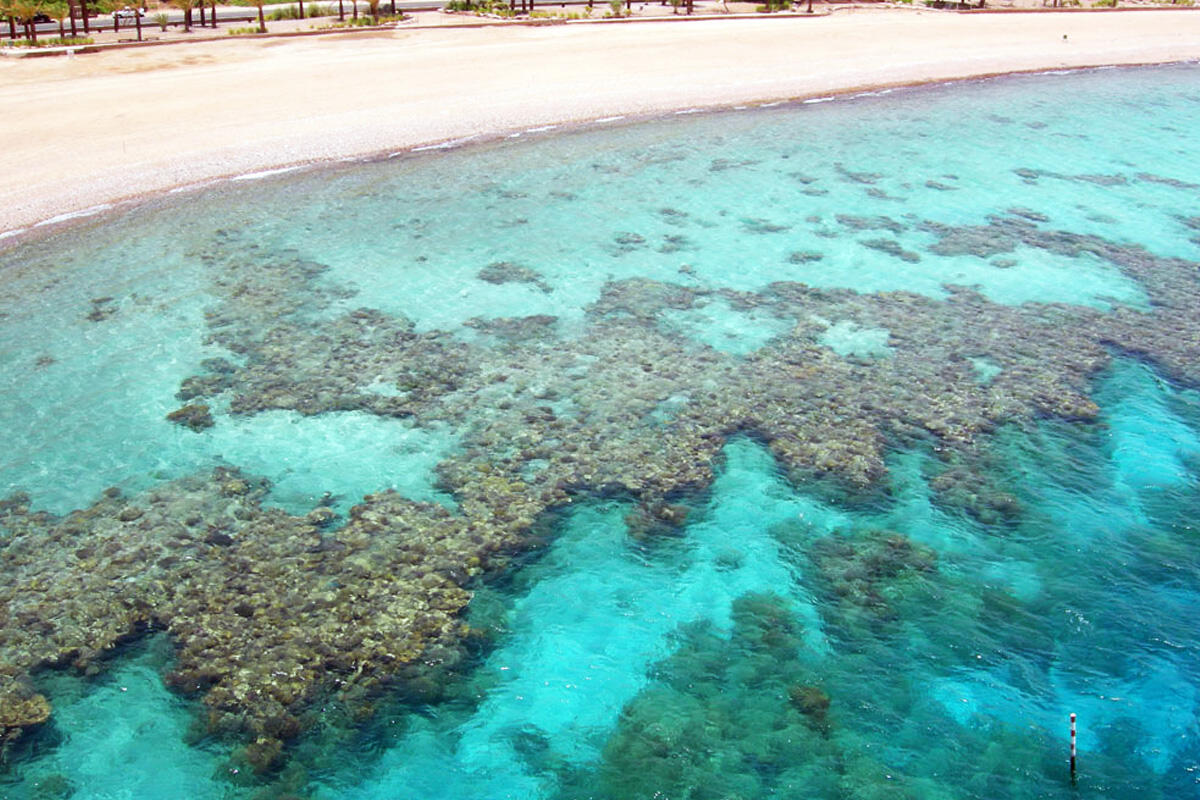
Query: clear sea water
xmin=2 ymin=63 xmax=1200 ymax=799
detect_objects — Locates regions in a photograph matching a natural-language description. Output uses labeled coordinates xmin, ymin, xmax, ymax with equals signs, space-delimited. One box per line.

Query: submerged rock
xmin=476 ymin=261 xmax=552 ymax=293
xmin=860 ymin=238 xmax=921 ymax=263
xmin=166 ymin=403 xmax=214 ymax=431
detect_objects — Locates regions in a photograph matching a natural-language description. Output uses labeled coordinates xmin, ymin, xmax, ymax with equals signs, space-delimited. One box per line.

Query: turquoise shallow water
xmin=2 ymin=64 xmax=1200 ymax=800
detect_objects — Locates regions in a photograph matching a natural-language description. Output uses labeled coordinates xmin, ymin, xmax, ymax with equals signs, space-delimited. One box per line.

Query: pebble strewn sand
xmin=2 ymin=9 xmax=1199 ymax=235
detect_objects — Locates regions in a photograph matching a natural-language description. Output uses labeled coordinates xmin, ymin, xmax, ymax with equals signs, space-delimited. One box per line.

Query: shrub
xmin=12 ymin=36 xmax=94 ymax=47
xmin=268 ymin=4 xmax=303 ymax=19
xmin=1092 ymin=0 xmax=1116 ymax=5
xmin=444 ymin=0 xmax=517 ymax=13
xmin=227 ymin=25 xmax=261 ymax=33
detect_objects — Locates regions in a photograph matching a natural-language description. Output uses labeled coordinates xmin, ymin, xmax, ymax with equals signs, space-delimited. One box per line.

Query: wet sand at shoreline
xmin=2 ymin=8 xmax=1198 ymax=236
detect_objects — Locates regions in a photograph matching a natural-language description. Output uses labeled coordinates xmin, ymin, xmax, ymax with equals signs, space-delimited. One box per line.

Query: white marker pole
xmin=1070 ymin=712 xmax=1077 ymax=783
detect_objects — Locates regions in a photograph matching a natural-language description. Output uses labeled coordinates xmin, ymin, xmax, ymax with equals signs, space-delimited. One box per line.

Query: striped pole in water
xmin=1070 ymin=713 xmax=1077 ymax=783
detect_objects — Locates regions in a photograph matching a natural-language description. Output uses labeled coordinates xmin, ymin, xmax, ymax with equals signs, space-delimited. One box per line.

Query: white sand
xmin=2 ymin=9 xmax=1198 ymax=235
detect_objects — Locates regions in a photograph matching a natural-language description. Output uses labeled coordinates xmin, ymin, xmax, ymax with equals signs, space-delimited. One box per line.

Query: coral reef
xmin=807 ymin=529 xmax=938 ymax=635
xmin=166 ymin=403 xmax=215 ymax=431
xmin=566 ymin=593 xmax=841 ymax=800
xmin=0 ymin=470 xmax=525 ymax=759
xmin=5 ymin=196 xmax=1200 ymax=780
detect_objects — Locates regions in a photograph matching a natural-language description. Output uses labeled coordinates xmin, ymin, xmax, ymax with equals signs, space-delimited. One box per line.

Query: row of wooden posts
xmin=2 ymin=2 xmax=223 ymax=44
xmin=4 ymin=0 xmax=396 ymax=44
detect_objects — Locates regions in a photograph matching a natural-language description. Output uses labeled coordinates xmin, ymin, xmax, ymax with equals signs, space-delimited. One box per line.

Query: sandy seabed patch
xmin=2 ymin=9 xmax=1199 ymax=235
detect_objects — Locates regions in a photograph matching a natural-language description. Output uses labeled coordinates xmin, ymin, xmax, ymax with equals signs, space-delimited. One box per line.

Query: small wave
xmin=168 ymin=179 xmax=220 ymax=195
xmin=33 ymin=204 xmax=114 ymax=227
xmin=230 ymin=166 xmax=300 ymax=182
xmin=413 ymin=135 xmax=480 ymax=153
xmin=802 ymin=96 xmax=835 ymax=104
xmin=850 ymin=89 xmax=894 ymax=99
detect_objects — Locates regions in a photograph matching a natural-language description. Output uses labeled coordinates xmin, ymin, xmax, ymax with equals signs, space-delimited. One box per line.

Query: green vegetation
xmin=226 ymin=24 xmax=260 ymax=32
xmin=444 ymin=0 xmax=511 ymax=12
xmin=8 ymin=34 xmax=93 ymax=45
xmin=529 ymin=8 xmax=586 ymax=16
xmin=267 ymin=3 xmax=301 ymax=17
xmin=318 ymin=11 xmax=403 ymax=24
xmin=262 ymin=2 xmax=338 ymax=17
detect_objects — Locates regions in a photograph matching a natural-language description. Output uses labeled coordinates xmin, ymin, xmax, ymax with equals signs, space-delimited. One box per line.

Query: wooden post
xmin=69 ymin=4 xmax=77 ymax=36
xmin=134 ymin=9 xmax=141 ymax=38
xmin=113 ymin=12 xmax=119 ymax=32
xmin=80 ymin=0 xmax=89 ymax=33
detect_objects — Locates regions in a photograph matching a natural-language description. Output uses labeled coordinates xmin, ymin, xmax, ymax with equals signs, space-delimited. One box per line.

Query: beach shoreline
xmin=2 ymin=8 xmax=1198 ymax=243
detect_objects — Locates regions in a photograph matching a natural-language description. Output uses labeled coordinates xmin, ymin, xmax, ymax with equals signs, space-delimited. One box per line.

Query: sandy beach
xmin=1 ymin=8 xmax=1198 ymax=236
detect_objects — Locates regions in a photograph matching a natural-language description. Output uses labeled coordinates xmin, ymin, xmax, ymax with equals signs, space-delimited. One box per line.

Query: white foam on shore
xmin=675 ymin=108 xmax=703 ymax=115
xmin=850 ymin=88 xmax=894 ymax=99
xmin=33 ymin=204 xmax=114 ymax=227
xmin=412 ymin=135 xmax=479 ymax=152
xmin=230 ymin=166 xmax=300 ymax=182
xmin=759 ymin=101 xmax=783 ymax=108
xmin=0 ymin=228 xmax=28 ymax=242
xmin=802 ymin=96 xmax=835 ymax=104
xmin=524 ymin=125 xmax=559 ymax=133
xmin=167 ymin=179 xmax=220 ymax=195
xmin=594 ymin=115 xmax=626 ymax=123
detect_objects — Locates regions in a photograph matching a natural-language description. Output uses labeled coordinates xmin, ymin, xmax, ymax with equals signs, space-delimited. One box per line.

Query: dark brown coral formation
xmin=3 ymin=207 xmax=1200 ymax=770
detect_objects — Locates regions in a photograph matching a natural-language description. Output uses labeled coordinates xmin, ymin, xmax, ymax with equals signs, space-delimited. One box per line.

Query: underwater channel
xmin=2 ymin=64 xmax=1200 ymax=800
